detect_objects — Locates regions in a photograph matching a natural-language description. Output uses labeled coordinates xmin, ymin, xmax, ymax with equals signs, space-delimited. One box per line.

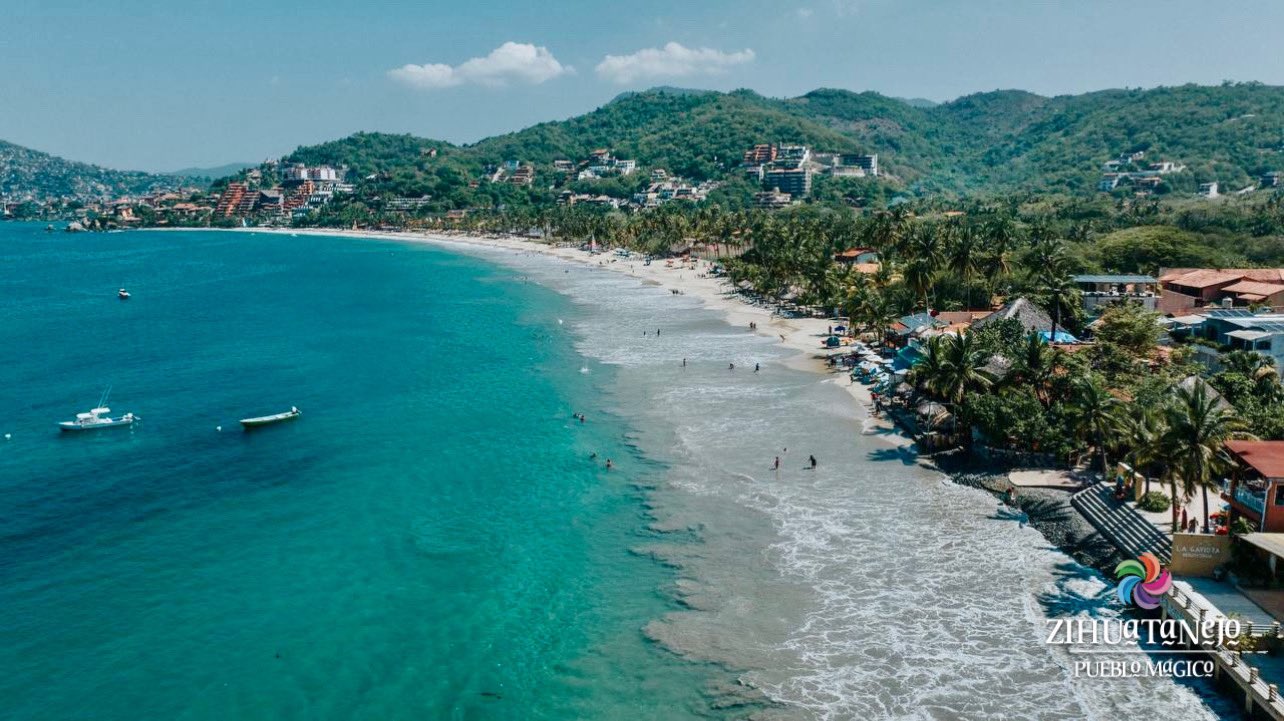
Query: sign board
xmin=1170 ymin=533 xmax=1232 ymax=578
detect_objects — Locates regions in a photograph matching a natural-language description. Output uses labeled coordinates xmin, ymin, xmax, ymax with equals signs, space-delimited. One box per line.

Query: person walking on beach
xmin=773 ymin=456 xmax=780 ymax=471
xmin=682 ymin=358 xmax=686 ymax=367
xmin=809 ymin=455 xmax=817 ymax=469
xmin=729 ymin=362 xmax=735 ymax=370
xmin=754 ymin=363 xmax=760 ymax=373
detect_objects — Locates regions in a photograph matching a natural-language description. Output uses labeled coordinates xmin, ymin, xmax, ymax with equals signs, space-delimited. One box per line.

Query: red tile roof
xmin=1160 ymin=268 xmax=1284 ymax=287
xmin=1160 ymin=269 xmax=1245 ymax=289
xmin=1222 ymin=280 xmax=1284 ymax=297
xmin=1228 ymin=441 xmax=1284 ymax=479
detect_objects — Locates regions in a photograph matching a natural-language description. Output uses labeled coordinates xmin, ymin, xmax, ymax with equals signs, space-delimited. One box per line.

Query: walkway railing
xmin=1165 ymin=585 xmax=1284 ymax=719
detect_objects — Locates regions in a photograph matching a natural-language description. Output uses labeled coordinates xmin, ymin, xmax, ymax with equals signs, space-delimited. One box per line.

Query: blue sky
xmin=3 ymin=0 xmax=1284 ymax=171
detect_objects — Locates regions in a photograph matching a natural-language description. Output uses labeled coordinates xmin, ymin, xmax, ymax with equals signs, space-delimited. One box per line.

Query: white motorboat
xmin=60 ymin=387 xmax=137 ymax=432
xmin=240 ymin=406 xmax=301 ymax=428
xmin=118 ymin=288 xmax=130 ymax=299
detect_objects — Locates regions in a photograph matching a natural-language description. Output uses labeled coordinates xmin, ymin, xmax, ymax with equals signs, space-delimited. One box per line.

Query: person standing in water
xmin=729 ymin=363 xmax=735 ymax=370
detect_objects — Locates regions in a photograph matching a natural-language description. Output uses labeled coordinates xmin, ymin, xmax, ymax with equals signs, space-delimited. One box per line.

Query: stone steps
xmin=1071 ymin=481 xmax=1172 ymax=563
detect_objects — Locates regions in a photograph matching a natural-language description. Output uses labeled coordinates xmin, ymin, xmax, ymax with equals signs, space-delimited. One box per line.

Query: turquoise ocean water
xmin=0 ymin=224 xmax=724 ymax=720
xmin=1 ymin=223 xmax=1241 ymax=721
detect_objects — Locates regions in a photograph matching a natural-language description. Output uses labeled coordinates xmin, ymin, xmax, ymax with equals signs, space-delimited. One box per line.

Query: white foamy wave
xmin=474 ymin=245 xmax=1230 ymax=720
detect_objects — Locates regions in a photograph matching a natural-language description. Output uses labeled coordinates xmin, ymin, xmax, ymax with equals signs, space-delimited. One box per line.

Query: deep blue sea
xmin=0 ymin=224 xmax=720 ymax=720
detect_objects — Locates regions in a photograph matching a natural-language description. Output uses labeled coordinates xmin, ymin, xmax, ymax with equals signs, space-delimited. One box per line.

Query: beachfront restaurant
xmin=1226 ymin=441 xmax=1284 ymax=533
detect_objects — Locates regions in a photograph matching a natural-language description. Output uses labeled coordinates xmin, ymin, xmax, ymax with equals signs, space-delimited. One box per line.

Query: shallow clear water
xmin=0 ymin=224 xmax=1239 ymax=720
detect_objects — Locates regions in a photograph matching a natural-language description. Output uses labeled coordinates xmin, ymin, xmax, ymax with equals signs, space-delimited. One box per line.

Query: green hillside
xmin=0 ymin=140 xmax=191 ymax=200
xmin=268 ymin=83 xmax=1284 ymax=206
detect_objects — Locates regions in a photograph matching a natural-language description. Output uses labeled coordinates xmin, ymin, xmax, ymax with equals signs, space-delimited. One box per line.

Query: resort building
xmin=1168 ymin=308 xmax=1284 ymax=373
xmin=841 ymin=154 xmax=879 ymax=177
xmin=1198 ymin=181 xmax=1220 ymax=198
xmin=1072 ymin=274 xmax=1158 ymax=313
xmin=774 ymin=145 xmax=811 ymax=169
xmin=506 ymin=166 xmax=535 ymax=185
xmin=282 ymin=164 xmax=343 ymax=183
xmin=765 ymin=168 xmax=812 ymax=198
xmin=753 ymin=190 xmax=793 ymax=209
xmin=1226 ymin=441 xmax=1284 ymax=532
xmin=214 ymin=182 xmax=248 ymax=217
xmin=1159 ymin=268 xmax=1284 ymax=313
xmin=743 ymin=144 xmax=777 ymax=165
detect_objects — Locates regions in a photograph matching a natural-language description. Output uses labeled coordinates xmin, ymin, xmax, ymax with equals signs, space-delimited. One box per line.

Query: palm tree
xmin=1121 ymin=404 xmax=1171 ymax=495
xmin=1037 ymin=271 xmax=1079 ymax=343
xmin=910 ymin=334 xmax=993 ymax=406
xmin=1016 ymin=333 xmax=1055 ymax=404
xmin=1221 ymin=351 xmax=1282 ymax=403
xmin=1163 ymin=382 xmax=1254 ymax=532
xmin=1069 ymin=376 xmax=1126 ymax=480
xmin=946 ymin=224 xmax=982 ymax=310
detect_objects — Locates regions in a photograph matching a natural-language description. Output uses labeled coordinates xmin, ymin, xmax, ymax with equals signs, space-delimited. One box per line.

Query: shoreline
xmin=221 ymin=227 xmax=1116 ymax=570
xmin=224 ymin=228 xmax=896 ymax=414
xmin=206 ymin=226 xmax=1106 ymax=567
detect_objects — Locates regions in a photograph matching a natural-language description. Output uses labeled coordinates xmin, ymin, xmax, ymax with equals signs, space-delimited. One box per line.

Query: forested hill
xmin=280 ymin=83 xmax=1284 ymax=202
xmin=0 ymin=141 xmax=190 ymax=200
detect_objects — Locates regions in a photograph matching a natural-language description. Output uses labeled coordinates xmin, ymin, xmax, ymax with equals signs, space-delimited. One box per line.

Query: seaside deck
xmin=1163 ymin=582 xmax=1284 ymax=719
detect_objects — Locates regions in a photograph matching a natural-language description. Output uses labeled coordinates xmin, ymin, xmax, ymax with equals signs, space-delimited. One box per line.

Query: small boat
xmin=118 ymin=288 xmax=130 ymax=299
xmin=60 ymin=388 xmax=137 ymax=432
xmin=240 ymin=406 xmax=301 ymax=428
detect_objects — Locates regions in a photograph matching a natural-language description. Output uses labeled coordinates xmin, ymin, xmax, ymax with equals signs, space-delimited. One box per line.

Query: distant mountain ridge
xmin=10 ymin=83 xmax=1284 ymax=205
xmin=0 ymin=141 xmax=194 ymax=201
xmin=279 ymin=83 xmax=1284 ymax=200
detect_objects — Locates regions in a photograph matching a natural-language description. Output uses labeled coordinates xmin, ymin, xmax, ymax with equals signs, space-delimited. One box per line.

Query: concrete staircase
xmin=1071 ymin=481 xmax=1172 ymax=563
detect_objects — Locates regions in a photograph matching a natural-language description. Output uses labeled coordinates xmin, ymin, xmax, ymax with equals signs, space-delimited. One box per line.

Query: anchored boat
xmin=240 ymin=406 xmax=301 ymax=429
xmin=60 ymin=387 xmax=137 ymax=432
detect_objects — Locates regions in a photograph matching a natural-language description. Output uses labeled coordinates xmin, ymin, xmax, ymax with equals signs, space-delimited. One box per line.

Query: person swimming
xmin=605 ymin=459 xmax=613 ymax=470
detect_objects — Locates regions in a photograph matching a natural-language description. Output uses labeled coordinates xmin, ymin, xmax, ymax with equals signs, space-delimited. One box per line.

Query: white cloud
xmin=594 ymin=42 xmax=755 ymax=84
xmin=389 ymin=42 xmax=571 ymax=90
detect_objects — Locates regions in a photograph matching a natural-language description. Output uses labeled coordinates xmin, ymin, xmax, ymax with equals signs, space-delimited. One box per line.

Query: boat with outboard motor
xmin=60 ymin=387 xmax=137 ymax=432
